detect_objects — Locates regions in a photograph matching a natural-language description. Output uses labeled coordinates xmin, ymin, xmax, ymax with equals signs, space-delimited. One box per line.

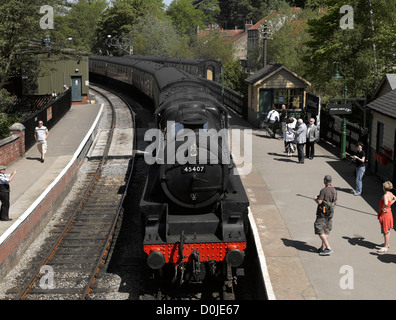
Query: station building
xmin=366 ymin=74 xmax=396 ymax=183
xmin=36 ymin=53 xmax=89 ymax=103
xmin=245 ymin=62 xmax=311 ymax=128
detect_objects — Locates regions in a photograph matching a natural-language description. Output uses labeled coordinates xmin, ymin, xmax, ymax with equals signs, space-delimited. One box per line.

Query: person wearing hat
xmin=0 ymin=166 xmax=17 ymax=221
xmin=313 ymin=175 xmax=337 ymax=256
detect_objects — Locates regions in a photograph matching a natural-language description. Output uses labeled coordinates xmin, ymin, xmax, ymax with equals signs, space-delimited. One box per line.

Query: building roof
xmin=372 ymin=74 xmax=396 ymax=99
xmin=249 ymin=8 xmax=303 ymax=31
xmin=198 ymin=22 xmax=253 ymax=44
xmin=367 ymin=88 xmax=396 ymax=119
xmin=245 ymin=62 xmax=311 ymax=86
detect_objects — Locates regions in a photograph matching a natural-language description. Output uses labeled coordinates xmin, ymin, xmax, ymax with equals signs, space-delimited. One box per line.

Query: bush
xmin=0 ymin=89 xmax=19 ymax=139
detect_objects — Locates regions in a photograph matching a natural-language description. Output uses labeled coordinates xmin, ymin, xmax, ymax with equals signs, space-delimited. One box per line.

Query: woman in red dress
xmin=377 ymin=181 xmax=396 ymax=253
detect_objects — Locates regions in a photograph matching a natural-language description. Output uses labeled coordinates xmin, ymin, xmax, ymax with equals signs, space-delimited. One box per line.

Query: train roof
xmin=154 ymin=67 xmax=199 ymax=89
xmin=90 ymin=55 xmax=163 ymax=73
xmin=124 ymin=55 xmax=221 ymax=66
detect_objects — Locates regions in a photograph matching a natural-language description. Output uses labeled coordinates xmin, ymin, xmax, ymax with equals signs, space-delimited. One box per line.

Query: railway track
xmin=5 ymin=86 xmax=135 ymax=300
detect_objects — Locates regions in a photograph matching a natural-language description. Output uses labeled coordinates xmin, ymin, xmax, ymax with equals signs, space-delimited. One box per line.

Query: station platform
xmin=229 ymin=112 xmax=394 ymax=300
xmin=0 ymin=103 xmax=103 ymax=278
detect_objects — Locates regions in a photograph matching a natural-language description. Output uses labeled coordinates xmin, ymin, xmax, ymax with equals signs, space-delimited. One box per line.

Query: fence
xmin=21 ymin=89 xmax=72 ymax=150
xmin=320 ymin=108 xmax=369 ymax=155
xmin=199 ymin=78 xmax=248 ymax=119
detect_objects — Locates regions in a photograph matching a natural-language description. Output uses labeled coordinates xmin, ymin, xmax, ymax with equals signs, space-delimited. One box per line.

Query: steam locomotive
xmin=89 ymin=56 xmax=249 ymax=284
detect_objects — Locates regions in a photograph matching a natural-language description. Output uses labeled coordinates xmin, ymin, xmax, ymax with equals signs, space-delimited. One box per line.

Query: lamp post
xmin=333 ymin=62 xmax=348 ymax=159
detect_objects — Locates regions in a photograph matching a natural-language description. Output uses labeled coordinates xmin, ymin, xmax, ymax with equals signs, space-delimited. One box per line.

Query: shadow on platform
xmin=281 ymin=238 xmax=318 ymax=253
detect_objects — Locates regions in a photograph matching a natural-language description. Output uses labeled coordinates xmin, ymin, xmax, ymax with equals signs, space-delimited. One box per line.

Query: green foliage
xmin=303 ymin=0 xmax=396 ymax=99
xmin=0 ymin=88 xmax=15 ymax=112
xmin=131 ymin=13 xmax=192 ymax=57
xmin=95 ymin=0 xmax=166 ymax=55
xmin=167 ymin=0 xmax=206 ymax=36
xmin=0 ymin=89 xmax=18 ymax=139
xmin=196 ymin=0 xmax=221 ymax=26
xmin=191 ymin=30 xmax=234 ymax=65
xmin=0 ymin=0 xmax=49 ymax=88
xmin=51 ymin=0 xmax=108 ymax=53
xmin=224 ymin=59 xmax=248 ymax=94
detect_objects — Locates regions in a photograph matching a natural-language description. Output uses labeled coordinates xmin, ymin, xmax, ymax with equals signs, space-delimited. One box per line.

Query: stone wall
xmin=0 ymin=123 xmax=25 ymax=166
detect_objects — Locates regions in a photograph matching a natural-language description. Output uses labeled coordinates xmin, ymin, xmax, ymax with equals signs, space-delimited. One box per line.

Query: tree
xmin=95 ymin=0 xmax=166 ymax=55
xmin=217 ymin=0 xmax=297 ymax=29
xmin=0 ymin=0 xmax=51 ymax=88
xmin=192 ymin=29 xmax=234 ymax=65
xmin=130 ymin=13 xmax=192 ymax=57
xmin=266 ymin=7 xmax=315 ymax=75
xmin=167 ymin=0 xmax=206 ymax=37
xmin=51 ymin=0 xmax=108 ymax=53
xmin=303 ymin=0 xmax=396 ymax=99
xmin=196 ymin=0 xmax=221 ymax=26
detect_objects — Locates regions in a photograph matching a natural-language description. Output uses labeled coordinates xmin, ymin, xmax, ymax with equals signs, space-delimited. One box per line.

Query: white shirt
xmin=0 ymin=173 xmax=11 ymax=185
xmin=35 ymin=126 xmax=48 ymax=141
xmin=267 ymin=110 xmax=280 ymax=121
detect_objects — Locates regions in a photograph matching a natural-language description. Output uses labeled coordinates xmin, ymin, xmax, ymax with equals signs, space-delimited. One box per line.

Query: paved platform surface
xmin=0 ymin=103 xmax=102 ymax=237
xmin=229 ymin=112 xmax=394 ymax=300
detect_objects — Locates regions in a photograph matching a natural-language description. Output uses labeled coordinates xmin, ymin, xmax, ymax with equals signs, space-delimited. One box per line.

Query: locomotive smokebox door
xmin=160 ymin=143 xmax=226 ymax=209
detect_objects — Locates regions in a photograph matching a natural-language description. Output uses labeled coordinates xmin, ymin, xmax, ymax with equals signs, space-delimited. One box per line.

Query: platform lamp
xmin=333 ymin=62 xmax=348 ymax=159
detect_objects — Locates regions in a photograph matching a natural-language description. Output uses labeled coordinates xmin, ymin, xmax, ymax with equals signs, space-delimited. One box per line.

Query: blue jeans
xmin=355 ymin=166 xmax=365 ymax=194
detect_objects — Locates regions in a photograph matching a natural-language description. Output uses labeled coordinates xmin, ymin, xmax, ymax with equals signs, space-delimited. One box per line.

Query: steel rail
xmin=80 ymin=84 xmax=137 ymax=299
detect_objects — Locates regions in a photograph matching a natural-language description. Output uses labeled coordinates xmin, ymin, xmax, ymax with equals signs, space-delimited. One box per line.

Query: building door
xmin=71 ymin=76 xmax=82 ymax=102
xmin=258 ymin=89 xmax=273 ymax=127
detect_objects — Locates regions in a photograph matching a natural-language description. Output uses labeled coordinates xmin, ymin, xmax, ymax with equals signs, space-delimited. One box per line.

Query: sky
xmin=163 ymin=0 xmax=172 ymax=7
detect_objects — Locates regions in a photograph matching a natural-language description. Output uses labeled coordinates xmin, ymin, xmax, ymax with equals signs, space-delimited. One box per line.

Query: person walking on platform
xmin=293 ymin=119 xmax=307 ymax=164
xmin=0 ymin=166 xmax=17 ymax=221
xmin=377 ymin=181 xmax=396 ymax=253
xmin=34 ymin=120 xmax=49 ymax=163
xmin=314 ymin=175 xmax=337 ymax=256
xmin=265 ymin=106 xmax=280 ymax=139
xmin=352 ymin=142 xmax=366 ymax=196
xmin=306 ymin=118 xmax=319 ymax=160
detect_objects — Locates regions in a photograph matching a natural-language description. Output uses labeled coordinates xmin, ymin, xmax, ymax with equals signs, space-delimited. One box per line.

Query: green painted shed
xmin=36 ymin=53 xmax=89 ymax=103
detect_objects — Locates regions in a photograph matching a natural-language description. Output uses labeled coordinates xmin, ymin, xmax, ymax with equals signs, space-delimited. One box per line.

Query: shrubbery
xmin=0 ymin=89 xmax=19 ymax=139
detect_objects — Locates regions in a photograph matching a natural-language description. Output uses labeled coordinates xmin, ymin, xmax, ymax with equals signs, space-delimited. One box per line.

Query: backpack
xmin=321 ymin=200 xmax=335 ymax=216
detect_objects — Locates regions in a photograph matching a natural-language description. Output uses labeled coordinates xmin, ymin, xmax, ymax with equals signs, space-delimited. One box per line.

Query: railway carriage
xmin=124 ymin=55 xmax=222 ymax=83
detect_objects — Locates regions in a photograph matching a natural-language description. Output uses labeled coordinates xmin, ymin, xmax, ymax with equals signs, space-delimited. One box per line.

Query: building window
xmin=273 ymin=89 xmax=303 ymax=109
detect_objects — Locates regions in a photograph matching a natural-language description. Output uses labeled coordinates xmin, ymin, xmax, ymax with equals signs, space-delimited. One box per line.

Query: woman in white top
xmin=284 ymin=117 xmax=297 ymax=157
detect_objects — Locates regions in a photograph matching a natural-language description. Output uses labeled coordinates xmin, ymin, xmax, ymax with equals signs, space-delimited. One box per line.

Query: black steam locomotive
xmin=89 ymin=56 xmax=249 ymax=284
